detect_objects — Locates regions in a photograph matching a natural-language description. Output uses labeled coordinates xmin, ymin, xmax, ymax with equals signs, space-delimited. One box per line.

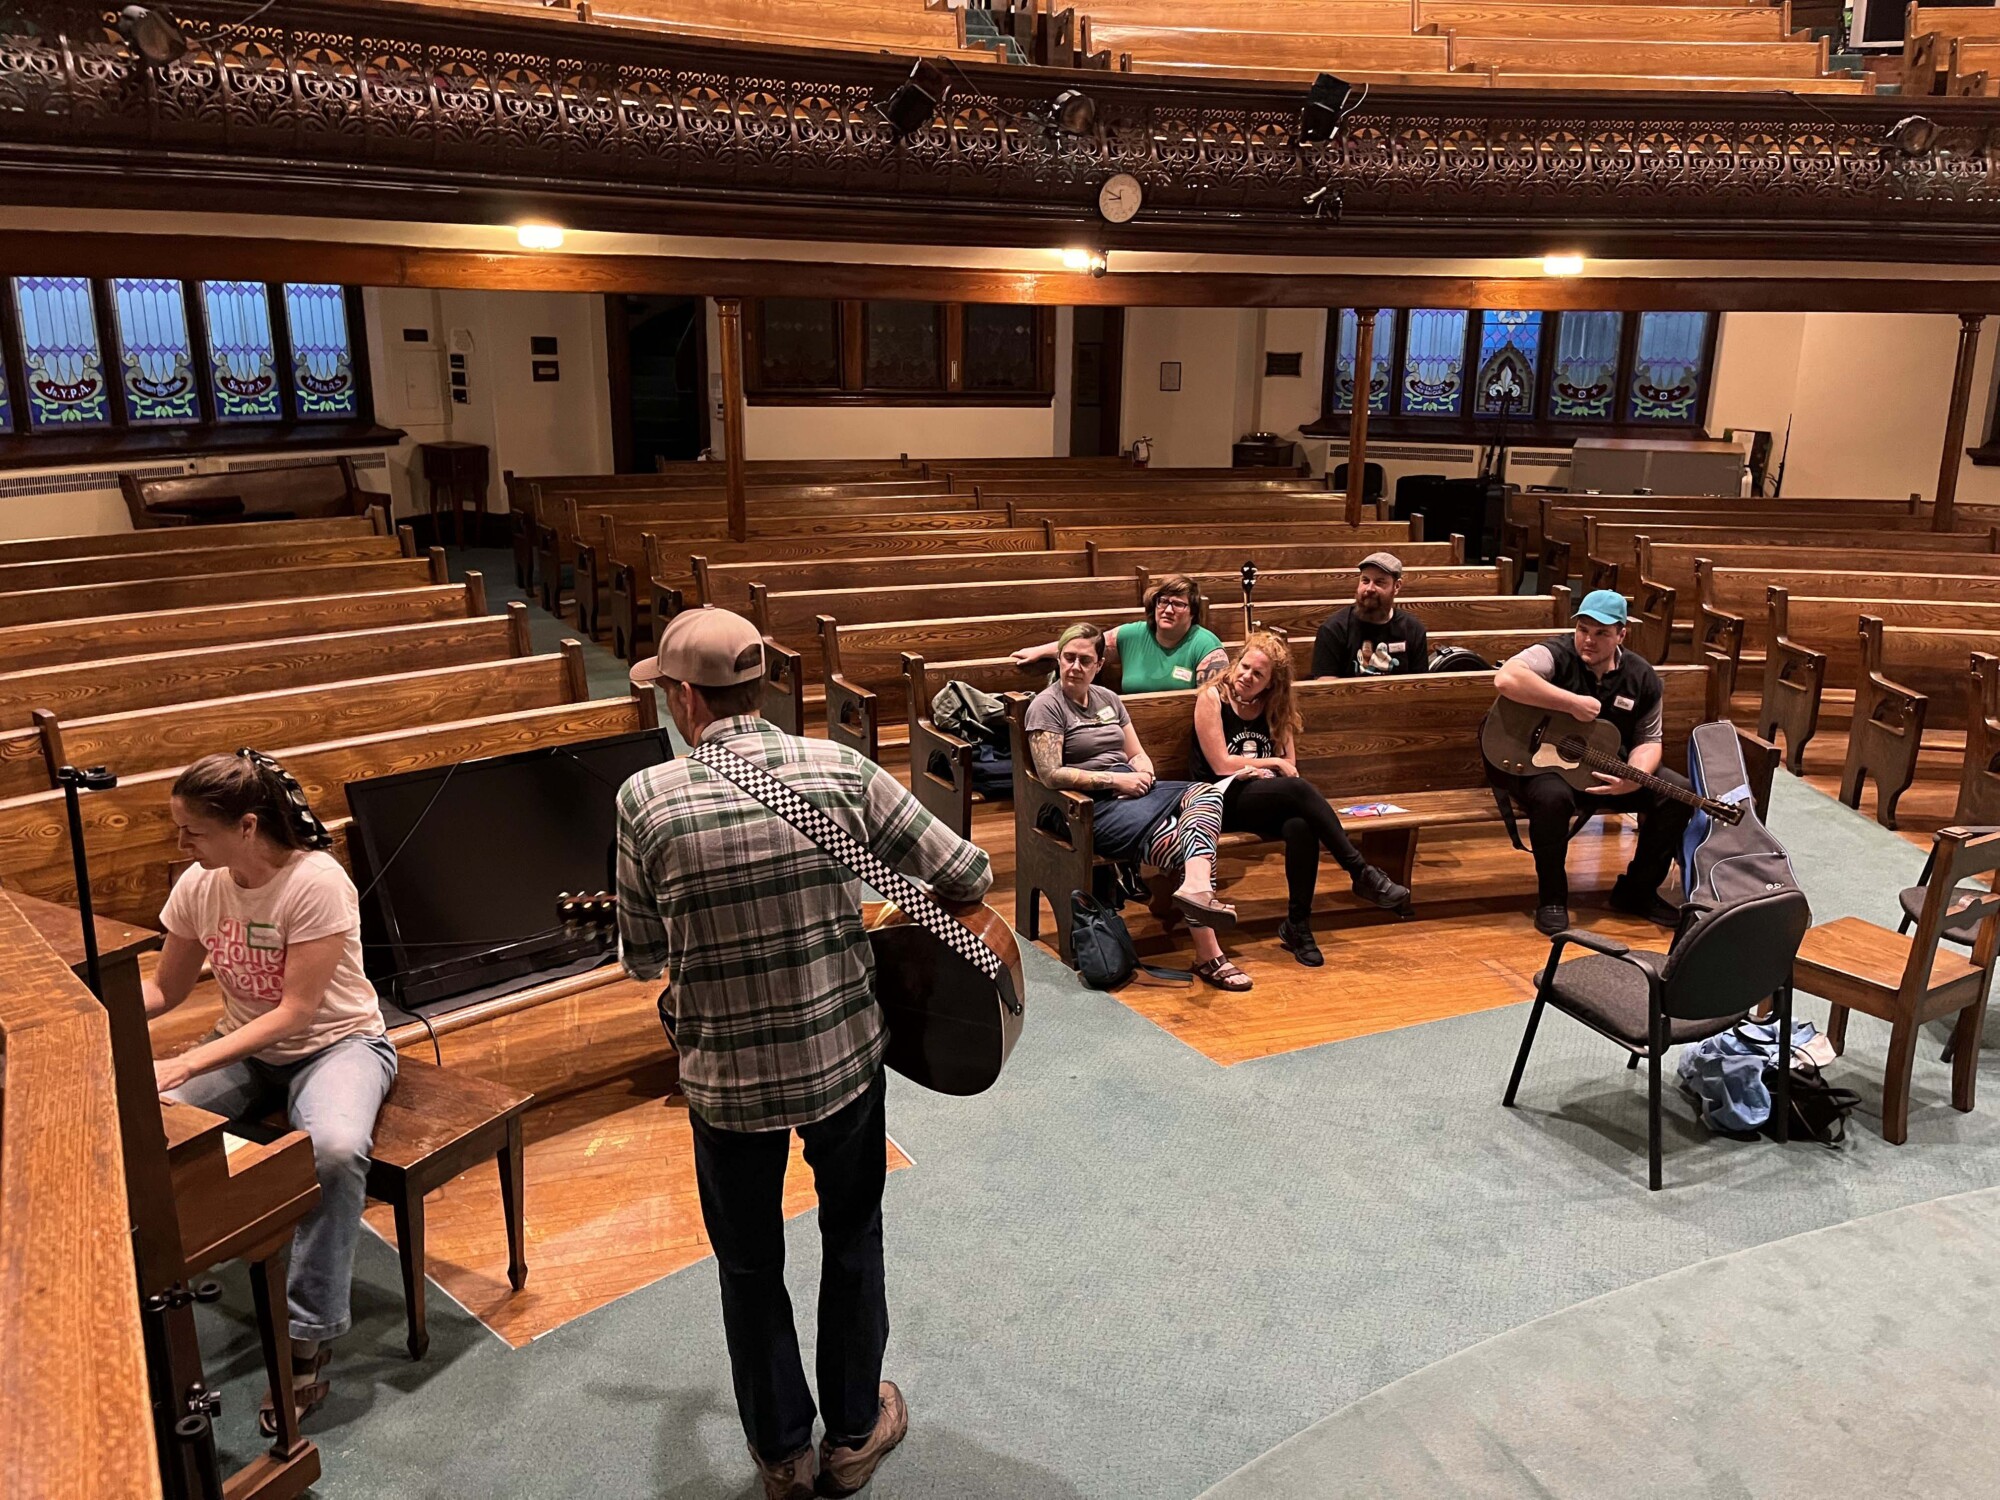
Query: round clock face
xmin=1098 ymin=173 xmax=1143 ymax=225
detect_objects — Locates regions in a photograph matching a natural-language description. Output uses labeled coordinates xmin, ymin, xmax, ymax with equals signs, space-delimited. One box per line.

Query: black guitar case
xmin=1682 ymin=721 xmax=1804 ymax=911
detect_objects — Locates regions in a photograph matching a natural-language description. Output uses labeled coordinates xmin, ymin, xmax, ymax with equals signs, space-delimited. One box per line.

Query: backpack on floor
xmin=1069 ymin=891 xmax=1189 ymax=990
xmin=1683 ymin=720 xmax=1804 ymax=910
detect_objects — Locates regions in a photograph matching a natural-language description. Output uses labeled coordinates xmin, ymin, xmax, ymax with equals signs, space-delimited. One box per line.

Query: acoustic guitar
xmin=1480 ymin=698 xmax=1744 ymax=826
xmin=559 ymin=892 xmax=1025 ymax=1097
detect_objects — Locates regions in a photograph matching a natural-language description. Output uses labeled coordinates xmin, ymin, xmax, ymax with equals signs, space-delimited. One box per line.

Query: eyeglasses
xmin=1154 ymin=595 xmax=1191 ymax=612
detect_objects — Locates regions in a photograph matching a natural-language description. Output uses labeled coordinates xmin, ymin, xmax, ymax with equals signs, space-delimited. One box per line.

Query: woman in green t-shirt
xmin=1011 ymin=575 xmax=1227 ymax=693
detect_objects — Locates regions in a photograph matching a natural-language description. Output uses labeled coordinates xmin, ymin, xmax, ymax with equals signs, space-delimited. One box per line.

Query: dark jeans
xmin=688 ymin=1069 xmax=888 ymax=1462
xmin=1221 ymin=776 xmax=1365 ymax=925
xmin=1495 ymin=767 xmax=1693 ymax=907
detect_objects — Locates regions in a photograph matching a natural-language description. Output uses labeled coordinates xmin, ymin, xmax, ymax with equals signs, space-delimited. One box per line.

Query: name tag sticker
xmin=1613 ymin=695 xmax=1636 ymax=711
xmin=1096 ymin=705 xmax=1118 ymax=722
xmin=1171 ymin=666 xmax=1194 ymax=682
xmin=1386 ymin=641 xmax=1405 ymax=654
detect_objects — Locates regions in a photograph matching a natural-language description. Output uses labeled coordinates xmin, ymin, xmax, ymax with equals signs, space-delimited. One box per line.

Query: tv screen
xmin=346 ymin=729 xmax=674 ymax=1009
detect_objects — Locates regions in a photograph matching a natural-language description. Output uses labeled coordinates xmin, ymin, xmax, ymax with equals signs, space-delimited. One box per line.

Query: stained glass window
xmin=1332 ymin=308 xmax=1395 ymax=415
xmin=1399 ymin=308 xmax=1467 ymax=417
xmin=1548 ymin=311 xmax=1622 ymax=422
xmin=757 ymin=298 xmax=840 ymax=388
xmin=283 ymin=283 xmax=357 ymax=419
xmin=109 ymin=278 xmax=199 ymax=425
xmin=1475 ymin=310 xmax=1542 ymax=418
xmin=864 ymin=301 xmax=941 ymax=389
xmin=963 ymin=304 xmax=1039 ymax=392
xmin=0 ymin=357 xmax=13 ymax=432
xmin=199 ymin=280 xmax=282 ymax=421
xmin=1628 ymin=311 xmax=1710 ymax=423
xmin=12 ymin=276 xmax=111 ymax=430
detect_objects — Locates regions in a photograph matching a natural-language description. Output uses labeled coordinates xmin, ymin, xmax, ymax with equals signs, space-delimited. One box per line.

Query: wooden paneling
xmin=0 ymin=535 xmax=407 ymax=593
xmin=0 ymin=513 xmax=380 ymax=567
xmin=0 ymin=557 xmax=441 ymax=629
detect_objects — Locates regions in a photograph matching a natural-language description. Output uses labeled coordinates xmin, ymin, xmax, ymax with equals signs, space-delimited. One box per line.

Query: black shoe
xmin=1351 ymin=865 xmax=1410 ymax=911
xmin=1279 ymin=919 xmax=1324 ymax=967
xmin=1534 ymin=904 xmax=1570 ymax=937
xmin=1610 ymin=878 xmax=1682 ymax=928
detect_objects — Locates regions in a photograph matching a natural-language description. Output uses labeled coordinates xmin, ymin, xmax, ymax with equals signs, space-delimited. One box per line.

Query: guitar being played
xmin=1484 ymin=589 xmax=1709 ymax=937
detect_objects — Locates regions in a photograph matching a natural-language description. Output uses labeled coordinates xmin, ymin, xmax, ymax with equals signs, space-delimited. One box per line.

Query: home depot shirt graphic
xmin=161 ymin=850 xmax=385 ymax=1063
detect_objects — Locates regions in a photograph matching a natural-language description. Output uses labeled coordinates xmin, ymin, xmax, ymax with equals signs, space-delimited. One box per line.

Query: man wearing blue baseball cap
xmin=1489 ymin=589 xmax=1693 ymax=936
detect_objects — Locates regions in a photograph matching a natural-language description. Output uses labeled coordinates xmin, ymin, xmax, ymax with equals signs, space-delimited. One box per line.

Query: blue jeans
xmin=168 ymin=1031 xmax=398 ymax=1341
xmin=688 ymin=1069 xmax=888 ymax=1462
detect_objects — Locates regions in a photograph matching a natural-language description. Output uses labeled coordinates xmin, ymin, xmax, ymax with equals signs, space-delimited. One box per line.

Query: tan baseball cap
xmin=629 ymin=605 xmax=766 ymax=688
xmin=1358 ymin=551 xmax=1404 ymax=579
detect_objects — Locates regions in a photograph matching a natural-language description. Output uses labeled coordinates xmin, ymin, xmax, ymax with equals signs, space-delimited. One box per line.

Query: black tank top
xmin=1188 ymin=692 xmax=1278 ymax=782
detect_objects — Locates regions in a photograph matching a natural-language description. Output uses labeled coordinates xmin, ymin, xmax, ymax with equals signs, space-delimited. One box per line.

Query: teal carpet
xmin=186 ymin=563 xmax=2000 ymax=1497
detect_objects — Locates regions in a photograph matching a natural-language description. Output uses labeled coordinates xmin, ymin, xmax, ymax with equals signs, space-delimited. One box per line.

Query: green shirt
xmin=1114 ymin=621 xmax=1223 ymax=694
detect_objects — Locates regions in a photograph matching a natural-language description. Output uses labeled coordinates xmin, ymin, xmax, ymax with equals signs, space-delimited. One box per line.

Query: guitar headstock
xmin=1711 ymin=800 xmax=1746 ymax=827
xmin=557 ymin=890 xmax=617 ymax=931
xmin=1241 ymin=561 xmax=1257 ymax=592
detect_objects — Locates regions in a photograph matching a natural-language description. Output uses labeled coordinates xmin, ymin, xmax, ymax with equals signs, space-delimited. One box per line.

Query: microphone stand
xmin=56 ymin=762 xmax=117 ymax=996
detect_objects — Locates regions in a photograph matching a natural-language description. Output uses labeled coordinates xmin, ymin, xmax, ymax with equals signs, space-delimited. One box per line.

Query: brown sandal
xmin=1173 ymin=890 xmax=1238 ymax=931
xmin=1193 ymin=957 xmax=1253 ymax=992
xmin=259 ymin=1347 xmax=331 ymax=1438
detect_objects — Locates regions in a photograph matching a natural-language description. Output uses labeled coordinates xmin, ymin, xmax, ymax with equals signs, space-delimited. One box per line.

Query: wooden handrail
xmin=0 ymin=890 xmax=160 ymax=1499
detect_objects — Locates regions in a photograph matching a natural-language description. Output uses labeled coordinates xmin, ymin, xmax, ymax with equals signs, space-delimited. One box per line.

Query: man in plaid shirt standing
xmin=618 ymin=606 xmax=993 ymax=1500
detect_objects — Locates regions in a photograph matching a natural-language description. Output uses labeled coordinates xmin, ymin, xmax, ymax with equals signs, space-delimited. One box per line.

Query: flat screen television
xmin=346 ymin=729 xmax=674 ymax=1010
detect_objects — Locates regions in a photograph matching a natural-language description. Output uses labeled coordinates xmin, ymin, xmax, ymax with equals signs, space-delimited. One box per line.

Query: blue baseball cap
xmin=1576 ymin=589 xmax=1629 ymax=626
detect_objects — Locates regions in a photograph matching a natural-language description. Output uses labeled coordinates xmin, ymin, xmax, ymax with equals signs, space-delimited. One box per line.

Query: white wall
xmin=1120 ymin=307 xmax=1261 ymax=467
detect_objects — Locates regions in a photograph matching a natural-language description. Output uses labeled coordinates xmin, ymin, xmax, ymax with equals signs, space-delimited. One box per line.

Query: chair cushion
xmin=1898 ymin=885 xmax=1985 ymax=946
xmin=1550 ymin=953 xmax=1743 ymax=1049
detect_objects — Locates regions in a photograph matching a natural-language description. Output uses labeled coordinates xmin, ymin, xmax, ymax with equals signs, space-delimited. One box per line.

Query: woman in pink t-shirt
xmin=147 ymin=750 xmax=396 ymax=1437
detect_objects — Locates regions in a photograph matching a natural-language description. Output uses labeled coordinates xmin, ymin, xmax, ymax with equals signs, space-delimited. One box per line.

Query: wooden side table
xmin=364 ymin=1055 xmax=533 ymax=1359
xmin=419 ymin=441 xmax=491 ymax=547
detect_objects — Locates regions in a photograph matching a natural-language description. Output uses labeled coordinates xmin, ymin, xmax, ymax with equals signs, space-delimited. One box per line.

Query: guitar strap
xmin=688 ymin=740 xmax=1018 ymax=1012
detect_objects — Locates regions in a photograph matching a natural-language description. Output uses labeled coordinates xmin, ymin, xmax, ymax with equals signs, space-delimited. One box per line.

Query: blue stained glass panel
xmin=1399 ymin=308 xmax=1467 ymax=417
xmin=200 ymin=280 xmax=282 ymax=421
xmin=12 ymin=276 xmax=111 ymax=430
xmin=1475 ymin=310 xmax=1542 ymax=418
xmin=1333 ymin=308 xmax=1395 ymax=415
xmin=1548 ymin=311 xmax=1622 ymax=421
xmin=1628 ymin=311 xmax=1709 ymax=423
xmin=0 ymin=357 xmax=13 ymax=432
xmin=284 ymin=283 xmax=357 ymax=419
xmin=110 ymin=278 xmax=199 ymax=425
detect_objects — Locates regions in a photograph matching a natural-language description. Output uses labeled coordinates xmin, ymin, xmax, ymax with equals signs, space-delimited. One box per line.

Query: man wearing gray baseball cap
xmin=621 ymin=606 xmax=993 ymax=1500
xmin=1309 ymin=551 xmax=1430 ymax=679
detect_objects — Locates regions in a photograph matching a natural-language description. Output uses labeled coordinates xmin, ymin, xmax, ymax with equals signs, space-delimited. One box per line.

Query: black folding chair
xmin=1503 ymin=888 xmax=1813 ymax=1190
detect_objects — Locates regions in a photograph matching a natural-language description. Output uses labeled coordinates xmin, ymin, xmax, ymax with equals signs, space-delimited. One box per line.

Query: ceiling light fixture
xmin=1542 ymin=252 xmax=1585 ymax=276
xmin=517 ymin=223 xmax=566 ymax=250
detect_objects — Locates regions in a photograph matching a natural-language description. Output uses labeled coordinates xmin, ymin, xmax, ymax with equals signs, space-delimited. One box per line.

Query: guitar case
xmin=1682 ymin=721 xmax=1804 ymax=911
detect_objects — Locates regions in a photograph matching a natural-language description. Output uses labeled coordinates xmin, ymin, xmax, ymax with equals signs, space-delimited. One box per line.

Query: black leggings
xmin=1221 ymin=775 xmax=1366 ymax=925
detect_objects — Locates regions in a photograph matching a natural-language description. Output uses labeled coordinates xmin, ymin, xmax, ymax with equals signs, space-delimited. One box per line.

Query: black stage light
xmin=1304 ymin=184 xmax=1343 ymax=221
xmin=883 ymin=58 xmax=946 ymax=140
xmin=1884 ymin=114 xmax=1939 ymax=157
xmin=1049 ymin=88 xmax=1098 ymax=136
xmin=117 ymin=4 xmax=191 ymax=66
xmin=1299 ymin=73 xmax=1353 ymax=145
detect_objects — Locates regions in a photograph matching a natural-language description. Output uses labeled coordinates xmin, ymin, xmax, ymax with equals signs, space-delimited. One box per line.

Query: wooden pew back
xmin=1049 ymin=521 xmax=1412 ymax=551
xmin=1087 ymin=540 xmax=1462 ymax=575
xmin=0 ymin=554 xmax=447 ymax=630
xmin=0 ymin=512 xmax=386 ymax=567
xmin=0 ymin=533 xmax=411 ymax=594
xmin=698 ymin=550 xmax=1092 ymax=609
xmin=122 ymin=457 xmax=371 ymax=527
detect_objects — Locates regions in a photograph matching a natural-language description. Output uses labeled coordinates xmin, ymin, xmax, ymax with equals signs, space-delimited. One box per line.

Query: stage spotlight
xmin=1299 ymin=73 xmax=1353 ymax=145
xmin=1884 ymin=115 xmax=1939 ymax=157
xmin=117 ymin=4 xmax=190 ymax=66
xmin=1304 ymin=184 xmax=1342 ymax=221
xmin=882 ymin=58 xmax=946 ymax=140
xmin=1049 ymin=88 xmax=1098 ymax=136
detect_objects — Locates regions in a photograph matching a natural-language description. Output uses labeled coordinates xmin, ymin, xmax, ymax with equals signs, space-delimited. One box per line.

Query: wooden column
xmin=1345 ymin=308 xmax=1377 ymax=527
xmin=718 ymin=296 xmax=748 ymax=543
xmin=1935 ymin=311 xmax=1986 ymax=533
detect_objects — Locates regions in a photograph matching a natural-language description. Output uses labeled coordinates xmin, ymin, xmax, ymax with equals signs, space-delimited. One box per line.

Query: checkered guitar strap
xmin=688 ymin=741 xmax=1018 ymax=1014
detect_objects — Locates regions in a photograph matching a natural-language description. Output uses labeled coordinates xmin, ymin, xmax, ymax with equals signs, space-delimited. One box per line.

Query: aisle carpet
xmin=187 ymin=566 xmax=2000 ymax=1498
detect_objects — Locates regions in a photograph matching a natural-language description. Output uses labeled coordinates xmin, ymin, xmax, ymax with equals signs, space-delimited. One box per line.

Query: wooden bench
xmin=0 ymin=605 xmax=532 ymax=733
xmin=1549 ymin=512 xmax=1970 ymax=590
xmin=0 ymin=510 xmax=390 ymax=567
xmin=820 ymin=591 xmax=1571 ymax=765
xmin=696 ymin=549 xmax=1093 ymax=610
xmin=904 ymin=623 xmax=1554 ymax=837
xmin=1454 ymin=34 xmax=1828 ymax=76
xmin=0 ymin=553 xmax=449 ymax=631
xmin=0 ymin=530 xmax=414 ymax=595
xmin=5 ymin=644 xmax=595 ymax=798
xmin=121 ymin=457 xmax=374 ymax=527
xmin=1535 ymin=497 xmax=1933 ymax=582
xmin=1006 ymin=664 xmax=1731 ymax=965
xmin=1159 ymin=562 xmax=1518 ymax=608
xmin=1487 ymin=70 xmax=1871 ymax=91
xmin=1513 ymin=491 xmax=1919 ymax=568
xmin=1842 ymin=618 xmax=2000 ymax=826
xmin=1092 ymin=21 xmax=1456 ymax=71
xmin=1425 ymin=2 xmax=1790 ymax=40
xmin=972 ymin=477 xmax=1325 ymax=504
xmin=1083 ymin=539 xmax=1463 ymax=577
xmin=0 ymin=578 xmax=486 ymax=676
xmin=0 ymin=697 xmax=648 ymax=925
xmin=1908 ymin=3 xmax=2000 ymax=92
xmin=1651 ymin=544 xmax=2000 ymax=626
xmin=1947 ymin=37 xmax=2000 ymax=94
xmin=1049 ymin=521 xmax=1415 ymax=553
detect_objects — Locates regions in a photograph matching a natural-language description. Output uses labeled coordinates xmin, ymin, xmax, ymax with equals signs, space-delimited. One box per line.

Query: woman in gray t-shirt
xmin=1022 ymin=622 xmax=1253 ymax=991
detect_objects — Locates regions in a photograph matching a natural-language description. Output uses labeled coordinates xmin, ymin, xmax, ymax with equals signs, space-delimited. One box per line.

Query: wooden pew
xmin=973 ymin=478 xmax=1326 ymax=504
xmin=1954 ymin=653 xmax=2000 ymax=824
xmin=1454 ymin=34 xmax=1829 ymax=76
xmin=0 ymin=553 xmax=448 ymax=631
xmin=0 ymin=579 xmax=486 ymax=676
xmin=1006 ymin=664 xmax=1723 ymax=964
xmin=1085 ymin=539 xmax=1463 ymax=576
xmin=818 ymin=592 xmax=1569 ymax=765
xmin=1515 ymin=490 xmax=1920 ymax=569
xmin=5 ymin=644 xmax=595 ymax=798
xmin=1845 ymin=617 xmax=2000 ymax=826
xmin=1947 ymin=37 xmax=2000 ymax=94
xmin=0 ymin=606 xmax=533 ymax=732
xmin=1485 ymin=71 xmax=1871 ymax=92
xmin=904 ymin=624 xmax=1553 ymax=837
xmin=696 ymin=550 xmax=1091 ymax=610
xmin=0 ymin=698 xmax=648 ymax=925
xmin=1089 ymin=22 xmax=1455 ymax=71
xmin=1550 ymin=511 xmax=1968 ymax=589
xmin=1005 ymin=502 xmax=1357 ymax=529
xmin=0 ymin=511 xmax=389 ymax=567
xmin=1048 ymin=521 xmax=1415 ymax=552
xmin=1161 ymin=562 xmax=1519 ymax=608
xmin=121 ymin=457 xmax=373 ymax=526
xmin=1650 ymin=544 xmax=2000 ymax=624
xmin=0 ymin=531 xmax=414 ymax=594
xmin=1425 ymin=2 xmax=1789 ymax=39
xmin=1907 ymin=4 xmax=2000 ymax=92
